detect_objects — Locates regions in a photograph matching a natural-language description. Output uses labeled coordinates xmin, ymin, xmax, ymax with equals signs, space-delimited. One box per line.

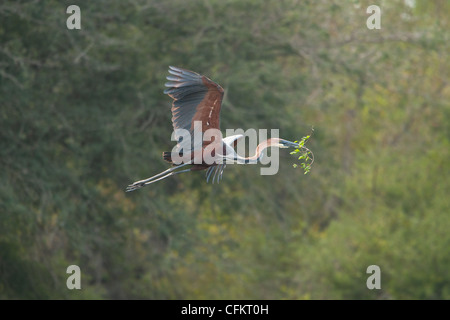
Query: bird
xmin=126 ymin=66 xmax=299 ymax=192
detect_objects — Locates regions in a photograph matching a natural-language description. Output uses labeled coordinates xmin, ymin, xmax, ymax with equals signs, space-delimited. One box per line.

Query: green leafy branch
xmin=290 ymin=134 xmax=314 ymax=174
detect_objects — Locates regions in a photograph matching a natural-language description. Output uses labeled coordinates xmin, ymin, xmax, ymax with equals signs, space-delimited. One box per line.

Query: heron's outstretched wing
xmin=204 ymin=134 xmax=245 ymax=184
xmin=164 ymin=66 xmax=224 ymax=153
xmin=222 ymin=134 xmax=244 ymax=149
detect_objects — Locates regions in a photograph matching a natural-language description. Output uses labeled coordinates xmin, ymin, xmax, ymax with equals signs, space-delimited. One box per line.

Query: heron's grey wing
xmin=205 ymin=164 xmax=227 ymax=184
xmin=164 ymin=66 xmax=224 ymax=153
xmin=206 ymin=166 xmax=216 ymax=183
xmin=220 ymin=134 xmax=245 ymax=161
xmin=222 ymin=134 xmax=244 ymax=148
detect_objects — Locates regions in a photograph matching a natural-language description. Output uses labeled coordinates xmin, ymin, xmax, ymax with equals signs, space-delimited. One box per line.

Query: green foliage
xmin=290 ymin=134 xmax=314 ymax=174
xmin=0 ymin=0 xmax=449 ymax=299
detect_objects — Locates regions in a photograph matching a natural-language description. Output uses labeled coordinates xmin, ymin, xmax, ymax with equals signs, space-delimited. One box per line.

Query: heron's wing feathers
xmin=164 ymin=66 xmax=224 ymax=153
xmin=222 ymin=134 xmax=244 ymax=148
xmin=205 ymin=164 xmax=227 ymax=184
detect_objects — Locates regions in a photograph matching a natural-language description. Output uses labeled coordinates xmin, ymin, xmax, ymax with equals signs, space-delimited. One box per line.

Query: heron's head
xmin=277 ymin=139 xmax=299 ymax=149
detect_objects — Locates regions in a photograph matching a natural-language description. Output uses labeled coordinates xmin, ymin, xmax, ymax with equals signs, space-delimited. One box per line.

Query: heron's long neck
xmin=234 ymin=141 xmax=269 ymax=164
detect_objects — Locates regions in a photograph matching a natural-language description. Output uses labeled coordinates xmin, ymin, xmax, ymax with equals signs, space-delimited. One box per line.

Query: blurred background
xmin=1 ymin=0 xmax=449 ymax=299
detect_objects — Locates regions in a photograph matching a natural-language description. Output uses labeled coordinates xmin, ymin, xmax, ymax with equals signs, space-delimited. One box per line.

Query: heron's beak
xmin=279 ymin=139 xmax=299 ymax=148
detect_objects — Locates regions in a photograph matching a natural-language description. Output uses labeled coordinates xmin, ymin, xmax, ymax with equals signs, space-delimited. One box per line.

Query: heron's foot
xmin=125 ymin=182 xmax=144 ymax=192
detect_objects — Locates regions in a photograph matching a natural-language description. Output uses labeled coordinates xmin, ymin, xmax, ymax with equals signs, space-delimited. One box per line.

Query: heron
xmin=126 ymin=66 xmax=299 ymax=192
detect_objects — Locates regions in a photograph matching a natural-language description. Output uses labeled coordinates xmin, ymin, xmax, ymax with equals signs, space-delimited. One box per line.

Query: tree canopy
xmin=1 ymin=0 xmax=449 ymax=299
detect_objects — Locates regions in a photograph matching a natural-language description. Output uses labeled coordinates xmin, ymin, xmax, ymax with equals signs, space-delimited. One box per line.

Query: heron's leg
xmin=126 ymin=162 xmax=191 ymax=191
xmin=126 ymin=168 xmax=192 ymax=192
xmin=143 ymin=168 xmax=191 ymax=185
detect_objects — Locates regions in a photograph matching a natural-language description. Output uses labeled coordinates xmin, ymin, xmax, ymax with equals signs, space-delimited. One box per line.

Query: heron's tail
xmin=162 ymin=151 xmax=172 ymax=163
xmin=163 ymin=151 xmax=187 ymax=164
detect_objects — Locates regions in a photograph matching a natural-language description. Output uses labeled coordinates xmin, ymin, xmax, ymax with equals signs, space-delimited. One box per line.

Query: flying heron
xmin=126 ymin=66 xmax=299 ymax=192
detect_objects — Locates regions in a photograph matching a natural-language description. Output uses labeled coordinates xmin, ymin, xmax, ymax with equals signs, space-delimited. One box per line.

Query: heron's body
xmin=126 ymin=66 xmax=298 ymax=192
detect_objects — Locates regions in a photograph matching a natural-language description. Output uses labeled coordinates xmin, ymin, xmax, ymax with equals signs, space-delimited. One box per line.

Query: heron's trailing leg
xmin=126 ymin=162 xmax=191 ymax=192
